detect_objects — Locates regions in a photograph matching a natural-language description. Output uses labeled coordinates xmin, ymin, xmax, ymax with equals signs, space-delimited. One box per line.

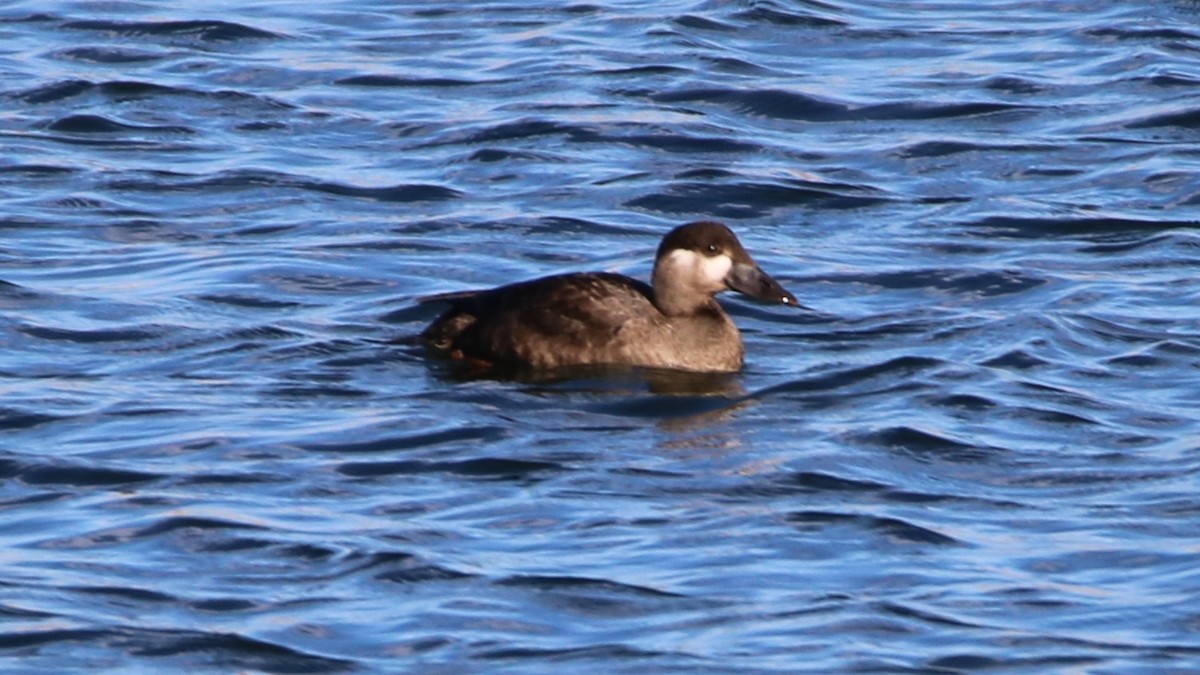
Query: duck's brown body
xmin=421 ymin=221 xmax=797 ymax=373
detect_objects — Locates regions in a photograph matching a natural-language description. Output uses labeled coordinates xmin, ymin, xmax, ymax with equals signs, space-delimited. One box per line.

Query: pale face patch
xmin=661 ymin=248 xmax=733 ymax=292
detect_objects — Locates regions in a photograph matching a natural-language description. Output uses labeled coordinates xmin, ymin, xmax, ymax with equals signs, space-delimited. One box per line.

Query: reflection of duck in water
xmin=421 ymin=221 xmax=799 ymax=373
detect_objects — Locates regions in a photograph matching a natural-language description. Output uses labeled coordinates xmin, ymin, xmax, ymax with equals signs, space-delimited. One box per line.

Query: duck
xmin=419 ymin=220 xmax=799 ymax=373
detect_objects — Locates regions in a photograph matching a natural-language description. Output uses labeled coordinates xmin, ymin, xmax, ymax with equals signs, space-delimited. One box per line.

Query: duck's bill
xmin=726 ymin=262 xmax=804 ymax=308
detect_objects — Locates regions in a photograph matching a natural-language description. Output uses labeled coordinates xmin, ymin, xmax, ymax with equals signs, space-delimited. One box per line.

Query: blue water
xmin=2 ymin=1 xmax=1199 ymax=671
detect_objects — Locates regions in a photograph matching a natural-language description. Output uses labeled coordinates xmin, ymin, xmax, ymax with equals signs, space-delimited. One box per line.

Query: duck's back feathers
xmin=422 ymin=272 xmax=666 ymax=369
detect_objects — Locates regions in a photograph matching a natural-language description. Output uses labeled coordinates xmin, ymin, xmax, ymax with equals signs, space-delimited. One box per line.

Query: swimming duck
xmin=420 ymin=221 xmax=798 ymax=372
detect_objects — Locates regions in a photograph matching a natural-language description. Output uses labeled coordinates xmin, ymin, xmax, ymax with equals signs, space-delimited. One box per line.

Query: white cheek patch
xmin=700 ymin=253 xmax=732 ymax=285
xmin=664 ymin=249 xmax=732 ymax=287
xmin=662 ymin=249 xmax=698 ymax=275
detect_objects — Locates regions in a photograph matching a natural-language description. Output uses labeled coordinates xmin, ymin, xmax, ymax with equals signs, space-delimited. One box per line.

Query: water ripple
xmin=61 ymin=18 xmax=281 ymax=42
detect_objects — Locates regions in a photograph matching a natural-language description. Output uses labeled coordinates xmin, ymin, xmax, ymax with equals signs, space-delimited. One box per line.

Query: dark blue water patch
xmin=744 ymin=355 xmax=940 ymax=413
xmin=1015 ymin=380 xmax=1122 ymax=417
xmin=176 ymin=470 xmax=290 ymax=487
xmin=929 ymin=393 xmax=1000 ymax=413
xmin=724 ymin=470 xmax=890 ymax=500
xmin=626 ymin=179 xmax=889 ymax=218
xmin=19 ymin=323 xmax=164 ymax=344
xmin=1126 ymin=106 xmax=1200 ymax=129
xmin=214 ymin=325 xmax=306 ymax=346
xmin=652 ymin=87 xmax=1033 ymax=122
xmin=897 ymin=140 xmax=1058 ymax=159
xmin=1016 ymin=167 xmax=1086 ymax=179
xmin=1083 ymin=26 xmax=1200 ymax=41
xmin=934 ymin=652 xmax=1121 ymax=672
xmin=190 ymin=598 xmax=259 ymax=612
xmin=587 ymin=394 xmax=738 ymax=420
xmin=653 ymin=87 xmax=850 ymax=122
xmin=106 ymin=169 xmax=461 ymax=203
xmin=732 ymin=4 xmax=848 ymax=29
xmin=22 ymin=80 xmax=168 ymax=104
xmin=466 ymin=147 xmax=563 ymax=163
xmin=423 ymin=118 xmax=590 ymax=147
xmin=334 ymin=74 xmax=490 ymax=87
xmin=967 ymin=215 xmax=1198 ymax=241
xmin=16 ymin=463 xmax=161 ymax=488
xmin=61 ymin=19 xmax=282 ymax=43
xmin=0 ymin=603 xmax=57 ymax=621
xmin=492 ymin=575 xmax=690 ymax=619
xmin=884 ymin=489 xmax=1025 ymax=509
xmin=1078 ymin=231 xmax=1182 ymax=254
xmin=754 ymin=355 xmax=945 ymax=397
xmin=0 ymin=164 xmax=79 ymax=178
xmin=672 ymin=14 xmax=737 ymax=32
xmin=27 ymin=133 xmax=182 ymax=151
xmin=859 ymin=426 xmax=998 ymax=463
xmin=592 ymin=131 xmax=760 ymax=154
xmin=0 ymin=627 xmax=113 ymax=651
xmin=235 ymin=121 xmax=288 ymax=132
xmin=304 ymin=425 xmax=510 ymax=454
xmin=983 ymin=75 xmax=1048 ymax=95
xmin=13 ymin=79 xmax=296 ymax=114
xmin=45 ymin=114 xmax=194 ymax=135
xmin=50 ymin=46 xmax=167 ymax=64
xmin=478 ymin=643 xmax=686 ymax=668
xmin=674 ymin=167 xmax=739 ymax=181
xmin=0 ymin=12 xmax=57 ymax=24
xmin=1011 ymin=405 xmax=1102 ymax=428
xmin=192 ymin=536 xmax=277 ymax=555
xmin=376 ymin=564 xmax=471 ymax=585
xmin=842 ymin=267 xmax=1047 ymax=297
xmin=593 ymin=64 xmax=693 ymax=77
xmin=269 ymin=384 xmax=373 ymax=400
xmin=495 ymin=574 xmax=683 ymax=597
xmin=469 ymin=115 xmax=733 ymax=160
xmin=135 ymin=516 xmax=269 ymax=539
xmin=1139 ymin=72 xmax=1200 ymax=88
xmin=518 ymin=215 xmax=645 ymax=238
xmin=1054 ymin=313 xmax=1194 ymax=351
xmin=979 ymin=348 xmax=1052 ymax=370
xmin=125 ymin=628 xmax=357 ymax=673
xmin=307 ymin=180 xmax=462 ymax=203
xmin=72 ymin=584 xmax=177 ymax=605
xmin=11 ymin=78 xmax=93 ymax=104
xmin=869 ymin=100 xmax=1033 ymax=121
xmin=897 ymin=140 xmax=982 ymax=158
xmin=194 ymin=294 xmax=309 ymax=310
xmin=786 ymin=510 xmax=962 ymax=546
xmin=1105 ymin=340 xmax=1200 ymax=369
xmin=0 ymin=280 xmax=44 ymax=308
xmin=777 ymin=470 xmax=888 ymax=494
xmin=263 ymin=338 xmax=371 ymax=363
xmin=878 ymin=601 xmax=982 ymax=630
xmin=48 ymin=195 xmax=107 ymax=209
xmin=338 ymin=457 xmax=562 ymax=481
xmin=375 ymin=555 xmax=474 ymax=584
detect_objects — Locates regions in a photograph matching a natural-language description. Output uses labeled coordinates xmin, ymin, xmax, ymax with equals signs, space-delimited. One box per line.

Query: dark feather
xmin=422 ymin=272 xmax=656 ymax=367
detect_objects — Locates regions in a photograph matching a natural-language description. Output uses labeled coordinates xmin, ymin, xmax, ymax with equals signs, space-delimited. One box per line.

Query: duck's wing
xmin=422 ymin=272 xmax=657 ymax=367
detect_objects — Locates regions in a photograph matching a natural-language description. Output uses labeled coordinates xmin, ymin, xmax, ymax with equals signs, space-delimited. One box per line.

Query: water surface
xmin=2 ymin=1 xmax=1199 ymax=672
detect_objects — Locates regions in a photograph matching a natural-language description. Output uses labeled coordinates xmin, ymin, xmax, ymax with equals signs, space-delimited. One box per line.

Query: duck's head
xmin=651 ymin=221 xmax=799 ymax=316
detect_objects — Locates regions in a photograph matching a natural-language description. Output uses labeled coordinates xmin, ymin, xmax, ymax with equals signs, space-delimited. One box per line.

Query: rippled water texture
xmin=2 ymin=1 xmax=1199 ymax=671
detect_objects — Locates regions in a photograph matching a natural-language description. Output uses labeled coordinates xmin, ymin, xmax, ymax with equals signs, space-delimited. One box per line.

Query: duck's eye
xmin=705 ymin=243 xmax=719 ymax=254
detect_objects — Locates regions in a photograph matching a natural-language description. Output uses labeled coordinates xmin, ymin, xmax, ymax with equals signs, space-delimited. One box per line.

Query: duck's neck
xmin=651 ymin=266 xmax=720 ymax=317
